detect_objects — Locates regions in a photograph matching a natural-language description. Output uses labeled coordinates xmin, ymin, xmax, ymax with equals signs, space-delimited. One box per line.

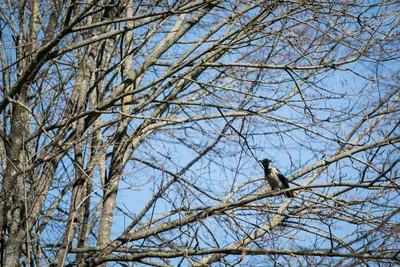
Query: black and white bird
xmin=259 ymin=158 xmax=294 ymax=198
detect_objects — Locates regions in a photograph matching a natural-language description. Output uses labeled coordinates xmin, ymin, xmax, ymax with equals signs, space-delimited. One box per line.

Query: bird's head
xmin=258 ymin=158 xmax=271 ymax=167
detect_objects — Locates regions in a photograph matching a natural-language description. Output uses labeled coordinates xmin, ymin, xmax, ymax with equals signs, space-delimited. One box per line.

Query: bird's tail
xmin=284 ymin=190 xmax=294 ymax=198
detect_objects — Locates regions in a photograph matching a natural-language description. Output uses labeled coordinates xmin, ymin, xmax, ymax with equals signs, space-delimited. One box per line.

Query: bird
xmin=258 ymin=158 xmax=294 ymax=198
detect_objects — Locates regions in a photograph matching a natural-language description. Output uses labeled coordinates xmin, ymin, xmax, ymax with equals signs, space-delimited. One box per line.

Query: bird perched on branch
xmin=259 ymin=158 xmax=294 ymax=198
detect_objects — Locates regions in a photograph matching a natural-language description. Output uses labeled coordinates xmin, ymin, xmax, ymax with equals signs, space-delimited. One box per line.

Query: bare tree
xmin=0 ymin=0 xmax=399 ymax=266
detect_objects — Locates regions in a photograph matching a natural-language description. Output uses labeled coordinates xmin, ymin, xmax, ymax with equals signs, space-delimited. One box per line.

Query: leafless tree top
xmin=0 ymin=0 xmax=399 ymax=266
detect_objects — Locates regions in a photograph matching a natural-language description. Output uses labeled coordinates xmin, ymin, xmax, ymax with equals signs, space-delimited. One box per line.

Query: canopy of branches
xmin=0 ymin=0 xmax=399 ymax=266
